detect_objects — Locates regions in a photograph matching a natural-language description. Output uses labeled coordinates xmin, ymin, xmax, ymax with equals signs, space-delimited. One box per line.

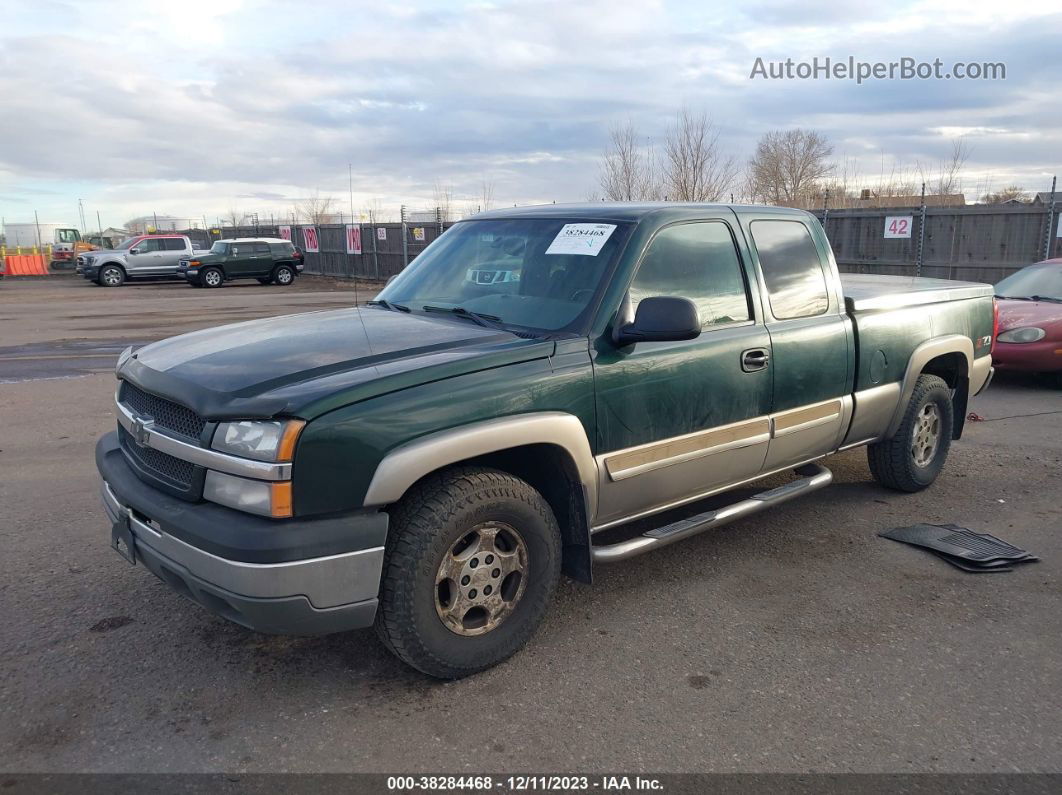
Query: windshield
xmin=377 ymin=218 xmax=631 ymax=333
xmin=995 ymin=264 xmax=1062 ymax=301
xmin=115 ymin=237 xmax=138 ymax=250
xmin=210 ymin=242 xmax=228 ymax=254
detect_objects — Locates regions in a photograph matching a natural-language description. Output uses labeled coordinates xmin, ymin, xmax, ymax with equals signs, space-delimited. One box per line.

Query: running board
xmin=590 ymin=464 xmax=833 ymax=563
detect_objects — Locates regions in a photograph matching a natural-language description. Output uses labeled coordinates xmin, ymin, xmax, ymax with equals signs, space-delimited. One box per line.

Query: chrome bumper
xmin=101 ymin=480 xmax=383 ymax=634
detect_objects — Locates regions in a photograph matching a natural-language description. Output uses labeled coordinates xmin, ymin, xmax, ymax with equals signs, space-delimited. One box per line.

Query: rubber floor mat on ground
xmin=880 ymin=524 xmax=1038 ymax=572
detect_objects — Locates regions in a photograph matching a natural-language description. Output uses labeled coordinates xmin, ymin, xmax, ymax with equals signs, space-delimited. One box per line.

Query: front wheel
xmin=868 ymin=374 xmax=954 ymax=492
xmin=98 ymin=265 xmax=125 ymax=287
xmin=375 ymin=467 xmax=561 ymax=679
xmin=200 ymin=267 xmax=223 ymax=288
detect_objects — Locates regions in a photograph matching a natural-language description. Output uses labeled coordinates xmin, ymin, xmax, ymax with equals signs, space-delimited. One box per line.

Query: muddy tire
xmin=375 ymin=466 xmax=561 ymax=679
xmin=868 ymin=374 xmax=954 ymax=492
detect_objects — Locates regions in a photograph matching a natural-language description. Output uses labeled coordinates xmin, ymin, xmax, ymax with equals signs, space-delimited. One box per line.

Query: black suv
xmin=177 ymin=238 xmax=304 ymax=287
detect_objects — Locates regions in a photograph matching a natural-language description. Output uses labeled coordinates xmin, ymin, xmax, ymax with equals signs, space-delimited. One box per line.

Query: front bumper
xmin=97 ymin=432 xmax=388 ymax=635
xmin=993 ymin=340 xmax=1062 ymax=373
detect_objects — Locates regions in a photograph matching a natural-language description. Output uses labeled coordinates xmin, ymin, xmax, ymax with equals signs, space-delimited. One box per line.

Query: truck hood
xmin=119 ymin=307 xmax=553 ymax=419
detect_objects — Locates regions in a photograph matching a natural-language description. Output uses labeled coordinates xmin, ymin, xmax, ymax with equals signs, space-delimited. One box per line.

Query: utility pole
xmin=34 ymin=209 xmax=43 ymax=254
xmin=348 ymin=163 xmax=355 ymax=227
xmin=822 ymin=189 xmax=830 ymax=230
xmin=97 ymin=210 xmax=103 ymax=242
xmin=1044 ymin=175 xmax=1057 ymax=261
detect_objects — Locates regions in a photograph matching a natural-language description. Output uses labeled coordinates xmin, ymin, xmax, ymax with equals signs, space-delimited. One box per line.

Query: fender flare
xmin=885 ymin=334 xmax=972 ymax=439
xmin=362 ymin=412 xmax=599 ymax=523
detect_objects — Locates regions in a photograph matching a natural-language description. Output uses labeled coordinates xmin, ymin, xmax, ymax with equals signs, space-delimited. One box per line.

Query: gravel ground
xmin=1 ymin=277 xmax=1060 ymax=774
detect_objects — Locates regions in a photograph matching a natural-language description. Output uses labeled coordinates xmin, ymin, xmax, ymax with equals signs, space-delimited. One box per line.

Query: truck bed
xmin=840 ymin=273 xmax=993 ymax=313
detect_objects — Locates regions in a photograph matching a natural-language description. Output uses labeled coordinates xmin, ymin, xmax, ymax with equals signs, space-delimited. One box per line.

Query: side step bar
xmin=591 ymin=464 xmax=833 ymax=563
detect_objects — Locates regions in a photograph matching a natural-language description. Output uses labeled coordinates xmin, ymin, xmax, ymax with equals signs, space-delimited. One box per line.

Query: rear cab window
xmin=162 ymin=238 xmax=187 ymax=251
xmin=750 ymin=220 xmax=830 ymax=319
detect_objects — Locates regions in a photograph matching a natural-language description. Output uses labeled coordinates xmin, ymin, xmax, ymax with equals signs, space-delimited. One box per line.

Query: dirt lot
xmin=1 ymin=276 xmax=1060 ymax=774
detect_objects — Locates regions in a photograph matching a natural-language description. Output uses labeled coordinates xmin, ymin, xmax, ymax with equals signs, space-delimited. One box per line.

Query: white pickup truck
xmin=77 ymin=234 xmax=210 ymax=287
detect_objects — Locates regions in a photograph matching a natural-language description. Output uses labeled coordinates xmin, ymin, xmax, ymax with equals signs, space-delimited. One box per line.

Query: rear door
xmin=592 ymin=217 xmax=773 ymax=526
xmin=744 ymin=216 xmax=852 ymax=470
xmin=158 ymin=238 xmax=188 ymax=271
xmin=250 ymin=242 xmax=273 ymax=275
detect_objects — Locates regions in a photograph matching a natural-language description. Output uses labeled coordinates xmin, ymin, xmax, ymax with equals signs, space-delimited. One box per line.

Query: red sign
xmin=302 ymin=226 xmax=319 ymax=253
xmin=278 ymin=225 xmax=291 ymax=241
xmin=345 ymin=225 xmax=362 ymax=255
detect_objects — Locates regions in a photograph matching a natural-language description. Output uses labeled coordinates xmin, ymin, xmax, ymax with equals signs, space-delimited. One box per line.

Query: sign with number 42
xmin=884 ymin=216 xmax=913 ymax=239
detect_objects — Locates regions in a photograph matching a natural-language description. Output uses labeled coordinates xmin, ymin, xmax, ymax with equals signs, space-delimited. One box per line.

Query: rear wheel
xmin=272 ymin=264 xmax=295 ymax=286
xmin=375 ymin=467 xmax=561 ymax=679
xmin=201 ymin=267 xmax=223 ymax=288
xmin=868 ymin=374 xmax=954 ymax=492
xmin=98 ymin=265 xmax=125 ymax=287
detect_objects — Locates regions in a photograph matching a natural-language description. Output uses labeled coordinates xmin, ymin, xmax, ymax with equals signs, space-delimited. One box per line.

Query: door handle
xmin=741 ymin=348 xmax=770 ymax=372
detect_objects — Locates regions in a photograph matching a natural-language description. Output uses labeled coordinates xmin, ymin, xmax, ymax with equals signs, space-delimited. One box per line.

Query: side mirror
xmin=129 ymin=248 xmax=139 ymax=255
xmin=614 ymin=296 xmax=701 ymax=346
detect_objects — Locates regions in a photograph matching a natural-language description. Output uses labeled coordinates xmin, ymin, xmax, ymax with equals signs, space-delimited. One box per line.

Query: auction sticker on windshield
xmin=545 ymin=223 xmax=616 ymax=256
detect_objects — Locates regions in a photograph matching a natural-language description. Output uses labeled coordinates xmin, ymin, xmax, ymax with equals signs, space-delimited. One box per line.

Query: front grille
xmin=118 ymin=425 xmax=196 ymax=489
xmin=120 ymin=382 xmax=206 ymax=440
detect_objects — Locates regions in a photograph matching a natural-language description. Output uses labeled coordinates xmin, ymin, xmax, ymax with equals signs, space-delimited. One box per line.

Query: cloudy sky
xmin=1 ymin=0 xmax=1060 ymax=229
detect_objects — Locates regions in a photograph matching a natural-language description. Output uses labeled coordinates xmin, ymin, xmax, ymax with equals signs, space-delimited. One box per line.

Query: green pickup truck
xmin=97 ymin=203 xmax=995 ymax=678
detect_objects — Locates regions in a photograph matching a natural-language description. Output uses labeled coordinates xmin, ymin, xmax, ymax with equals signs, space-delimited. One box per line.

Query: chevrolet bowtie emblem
xmin=132 ymin=416 xmax=154 ymax=447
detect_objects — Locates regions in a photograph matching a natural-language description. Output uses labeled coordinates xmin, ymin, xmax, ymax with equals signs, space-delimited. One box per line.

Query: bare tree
xmin=598 ymin=121 xmax=660 ymax=201
xmin=433 ymin=181 xmax=455 ymax=222
xmin=747 ymin=128 xmax=834 ymax=207
xmin=661 ymin=108 xmax=737 ymax=202
xmin=981 ymin=185 xmax=1028 ymax=204
xmin=225 ymin=207 xmax=242 ymax=229
xmin=479 ymin=179 xmax=496 ymax=212
xmin=920 ymin=136 xmax=971 ymax=197
xmin=297 ymin=192 xmax=337 ymax=224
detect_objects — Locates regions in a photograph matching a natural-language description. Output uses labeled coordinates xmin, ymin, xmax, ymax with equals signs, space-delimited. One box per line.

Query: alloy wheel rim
xmin=277 ymin=269 xmax=292 ymax=283
xmin=104 ymin=269 xmax=121 ymax=285
xmin=435 ymin=521 xmax=528 ymax=636
xmin=205 ymin=271 xmax=221 ymax=286
xmin=911 ymin=403 xmax=941 ymax=467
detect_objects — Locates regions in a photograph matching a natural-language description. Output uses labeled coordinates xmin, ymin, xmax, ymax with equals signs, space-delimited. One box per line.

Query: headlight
xmin=115 ymin=345 xmax=134 ymax=375
xmin=204 ymin=471 xmax=293 ymax=518
xmin=211 ymin=419 xmax=305 ymax=462
xmin=997 ymin=327 xmax=1046 ymax=344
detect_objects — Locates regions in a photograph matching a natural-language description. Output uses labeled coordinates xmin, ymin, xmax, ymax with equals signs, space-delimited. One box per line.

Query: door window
xmin=629 ymin=222 xmax=751 ymax=328
xmin=253 ymin=243 xmax=271 ymax=254
xmin=134 ymin=238 xmax=162 ymax=253
xmin=750 ymin=220 xmax=830 ymax=319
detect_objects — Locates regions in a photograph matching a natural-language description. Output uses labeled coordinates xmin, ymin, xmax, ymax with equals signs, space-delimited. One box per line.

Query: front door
xmin=126 ymin=238 xmax=165 ymax=275
xmin=592 ymin=218 xmax=773 ymax=527
xmin=225 ymin=242 xmax=256 ymax=277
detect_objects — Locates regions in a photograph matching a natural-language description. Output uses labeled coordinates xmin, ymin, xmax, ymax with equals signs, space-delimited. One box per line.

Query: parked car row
xmin=76 ymin=235 xmax=304 ymax=288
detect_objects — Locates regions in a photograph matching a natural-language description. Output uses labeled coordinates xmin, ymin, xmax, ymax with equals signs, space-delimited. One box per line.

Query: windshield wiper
xmin=995 ymin=295 xmax=1032 ymax=301
xmin=422 ymin=304 xmax=506 ymax=330
xmin=1031 ymin=295 xmax=1062 ymax=303
xmin=366 ymin=299 xmax=410 ymax=312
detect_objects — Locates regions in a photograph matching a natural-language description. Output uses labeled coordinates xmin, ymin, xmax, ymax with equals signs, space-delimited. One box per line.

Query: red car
xmin=993 ymin=259 xmax=1062 ymax=375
